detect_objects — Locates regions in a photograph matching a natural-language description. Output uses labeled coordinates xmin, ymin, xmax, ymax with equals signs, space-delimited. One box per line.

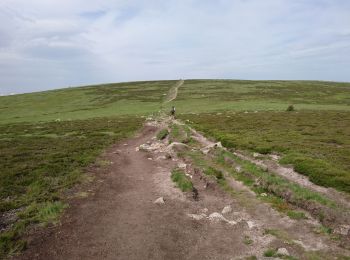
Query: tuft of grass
xmin=157 ymin=129 xmax=169 ymax=140
xmin=264 ymin=229 xmax=293 ymax=244
xmin=286 ymin=105 xmax=295 ymax=111
xmin=245 ymin=256 xmax=257 ymax=260
xmin=314 ymin=225 xmax=332 ymax=235
xmin=264 ymin=248 xmax=277 ymax=257
xmin=287 ymin=210 xmax=307 ymax=220
xmin=243 ymin=235 xmax=253 ymax=245
xmin=204 ymin=167 xmax=224 ymax=181
xmin=171 ymin=169 xmax=193 ymax=192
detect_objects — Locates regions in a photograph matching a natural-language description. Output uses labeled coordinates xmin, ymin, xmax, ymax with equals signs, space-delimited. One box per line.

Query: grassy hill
xmin=1 ymin=79 xmax=350 ymax=257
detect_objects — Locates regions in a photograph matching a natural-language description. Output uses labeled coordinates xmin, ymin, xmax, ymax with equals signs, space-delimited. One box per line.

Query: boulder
xmin=277 ymin=248 xmax=289 ymax=256
xmin=222 ymin=205 xmax=232 ymax=214
xmin=153 ymin=197 xmax=165 ymax=205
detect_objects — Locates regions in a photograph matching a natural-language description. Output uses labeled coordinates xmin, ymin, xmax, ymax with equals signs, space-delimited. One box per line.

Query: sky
xmin=0 ymin=0 xmax=350 ymax=95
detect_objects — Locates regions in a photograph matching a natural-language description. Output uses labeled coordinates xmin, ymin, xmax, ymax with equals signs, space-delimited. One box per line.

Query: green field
xmin=166 ymin=80 xmax=350 ymax=113
xmin=180 ymin=111 xmax=350 ymax=193
xmin=0 ymin=80 xmax=175 ymax=124
xmin=1 ymin=79 xmax=350 ymax=257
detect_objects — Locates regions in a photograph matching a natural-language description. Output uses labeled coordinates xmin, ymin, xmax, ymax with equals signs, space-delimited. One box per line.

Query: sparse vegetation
xmin=157 ymin=129 xmax=169 ymax=140
xmin=204 ymin=167 xmax=224 ymax=181
xmin=171 ymin=168 xmax=193 ymax=192
xmin=286 ymin=104 xmax=295 ymax=111
xmin=264 ymin=248 xmax=277 ymax=257
xmin=287 ymin=210 xmax=307 ymax=220
xmin=243 ymin=235 xmax=253 ymax=245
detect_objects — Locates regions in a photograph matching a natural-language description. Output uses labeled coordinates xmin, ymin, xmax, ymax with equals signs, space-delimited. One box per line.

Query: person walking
xmin=170 ymin=106 xmax=176 ymax=118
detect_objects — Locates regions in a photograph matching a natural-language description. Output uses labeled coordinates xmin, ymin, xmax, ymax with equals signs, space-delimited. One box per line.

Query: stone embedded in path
xmin=334 ymin=224 xmax=350 ymax=236
xmin=208 ymin=212 xmax=237 ymax=225
xmin=187 ymin=213 xmax=206 ymax=221
xmin=153 ymin=197 xmax=165 ymax=205
xmin=246 ymin=220 xmax=256 ymax=229
xmin=200 ymin=142 xmax=223 ymax=155
xmin=222 ymin=205 xmax=232 ymax=214
xmin=177 ymin=163 xmax=187 ymax=169
xmin=277 ymin=248 xmax=289 ymax=256
xmin=235 ymin=166 xmax=242 ymax=173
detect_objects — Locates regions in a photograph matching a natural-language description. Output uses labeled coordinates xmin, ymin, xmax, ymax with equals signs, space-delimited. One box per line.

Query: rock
xmin=139 ymin=142 xmax=163 ymax=152
xmin=208 ymin=212 xmax=237 ymax=225
xmin=177 ymin=163 xmax=187 ymax=169
xmin=270 ymin=154 xmax=280 ymax=161
xmin=246 ymin=220 xmax=256 ymax=229
xmin=260 ymin=193 xmax=267 ymax=197
xmin=166 ymin=142 xmax=189 ymax=153
xmin=208 ymin=212 xmax=226 ymax=223
xmin=235 ymin=166 xmax=242 ymax=173
xmin=187 ymin=213 xmax=206 ymax=221
xmin=222 ymin=205 xmax=232 ymax=214
xmin=153 ymin=197 xmax=165 ymax=204
xmin=253 ymin=152 xmax=259 ymax=158
xmin=201 ymin=142 xmax=223 ymax=155
xmin=135 ymin=147 xmax=140 ymax=152
xmin=334 ymin=224 xmax=350 ymax=236
xmin=123 ymin=143 xmax=128 ymax=146
xmin=185 ymin=173 xmax=193 ymax=179
xmin=277 ymin=248 xmax=289 ymax=256
xmin=200 ymin=208 xmax=209 ymax=214
xmin=156 ymin=155 xmax=166 ymax=160
xmin=148 ymin=158 xmax=153 ymax=160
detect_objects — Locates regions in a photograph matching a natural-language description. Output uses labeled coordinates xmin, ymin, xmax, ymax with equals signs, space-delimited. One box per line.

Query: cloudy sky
xmin=0 ymin=0 xmax=350 ymax=94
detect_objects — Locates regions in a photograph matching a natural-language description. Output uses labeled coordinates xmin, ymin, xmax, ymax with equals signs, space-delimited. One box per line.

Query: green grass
xmin=0 ymin=80 xmax=175 ymax=124
xmin=156 ymin=129 xmax=169 ymax=140
xmin=204 ymin=167 xmax=224 ymax=181
xmin=264 ymin=248 xmax=278 ymax=257
xmin=180 ymin=110 xmax=350 ymax=193
xmin=0 ymin=116 xmax=143 ymax=258
xmin=167 ymin=80 xmax=350 ymax=114
xmin=287 ymin=210 xmax=307 ymax=220
xmin=243 ymin=235 xmax=253 ymax=245
xmin=171 ymin=169 xmax=193 ymax=192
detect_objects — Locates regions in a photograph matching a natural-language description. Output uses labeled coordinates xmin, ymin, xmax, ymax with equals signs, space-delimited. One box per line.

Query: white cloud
xmin=0 ymin=0 xmax=349 ymax=94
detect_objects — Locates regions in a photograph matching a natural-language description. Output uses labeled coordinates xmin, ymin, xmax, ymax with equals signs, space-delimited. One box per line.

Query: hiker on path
xmin=170 ymin=106 xmax=176 ymax=118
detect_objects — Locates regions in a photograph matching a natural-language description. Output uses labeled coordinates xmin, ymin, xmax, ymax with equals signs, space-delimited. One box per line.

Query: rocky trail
xmin=16 ymin=115 xmax=350 ymax=260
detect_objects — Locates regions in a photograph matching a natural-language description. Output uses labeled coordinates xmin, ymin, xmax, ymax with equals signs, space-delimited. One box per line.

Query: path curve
xmin=165 ymin=79 xmax=184 ymax=103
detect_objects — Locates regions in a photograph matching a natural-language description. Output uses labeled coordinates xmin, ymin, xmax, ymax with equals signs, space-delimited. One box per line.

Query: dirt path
xmin=16 ymin=118 xmax=350 ymax=260
xmin=16 ymin=123 xmax=253 ymax=260
xmin=165 ymin=79 xmax=184 ymax=103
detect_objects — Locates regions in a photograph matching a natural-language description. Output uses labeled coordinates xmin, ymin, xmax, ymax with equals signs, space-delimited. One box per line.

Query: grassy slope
xmin=0 ymin=80 xmax=175 ymax=124
xmin=174 ymin=80 xmax=350 ymax=193
xmin=0 ymin=80 xmax=175 ymax=257
xmin=167 ymin=79 xmax=350 ymax=113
